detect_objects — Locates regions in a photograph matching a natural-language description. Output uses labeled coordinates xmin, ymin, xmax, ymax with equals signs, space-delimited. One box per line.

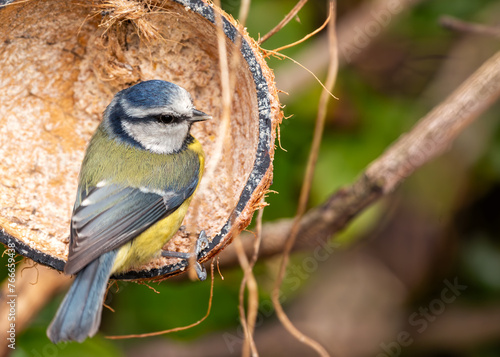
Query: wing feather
xmin=64 ymin=171 xmax=199 ymax=275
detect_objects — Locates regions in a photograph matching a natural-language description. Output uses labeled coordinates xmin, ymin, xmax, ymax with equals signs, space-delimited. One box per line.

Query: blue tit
xmin=47 ymin=80 xmax=211 ymax=344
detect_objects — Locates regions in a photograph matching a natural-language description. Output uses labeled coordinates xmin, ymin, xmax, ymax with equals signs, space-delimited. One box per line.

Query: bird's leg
xmin=161 ymin=230 xmax=209 ymax=281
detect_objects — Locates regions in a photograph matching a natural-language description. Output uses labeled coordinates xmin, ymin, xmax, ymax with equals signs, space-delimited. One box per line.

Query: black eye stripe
xmin=155 ymin=114 xmax=175 ymax=124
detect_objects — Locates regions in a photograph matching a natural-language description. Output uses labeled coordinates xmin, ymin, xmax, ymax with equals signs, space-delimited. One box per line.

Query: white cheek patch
xmin=121 ymin=120 xmax=189 ymax=154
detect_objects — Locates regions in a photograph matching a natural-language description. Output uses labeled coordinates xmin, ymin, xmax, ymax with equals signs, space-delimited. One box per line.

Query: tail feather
xmin=47 ymin=250 xmax=117 ymax=343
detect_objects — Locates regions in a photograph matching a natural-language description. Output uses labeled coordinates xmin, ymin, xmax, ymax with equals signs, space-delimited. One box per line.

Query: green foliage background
xmin=2 ymin=0 xmax=500 ymax=356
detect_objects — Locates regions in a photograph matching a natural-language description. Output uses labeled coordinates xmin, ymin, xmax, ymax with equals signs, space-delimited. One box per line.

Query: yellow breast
xmin=111 ymin=197 xmax=193 ymax=273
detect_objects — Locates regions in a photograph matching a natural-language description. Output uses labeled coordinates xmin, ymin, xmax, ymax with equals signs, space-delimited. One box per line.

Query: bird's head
xmin=103 ymin=80 xmax=210 ymax=154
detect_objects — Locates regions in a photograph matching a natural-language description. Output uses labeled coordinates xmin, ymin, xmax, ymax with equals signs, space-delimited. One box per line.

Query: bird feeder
xmin=0 ymin=0 xmax=281 ymax=279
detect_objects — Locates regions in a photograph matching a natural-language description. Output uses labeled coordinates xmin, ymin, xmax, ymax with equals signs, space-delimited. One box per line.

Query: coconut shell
xmin=0 ymin=0 xmax=281 ymax=279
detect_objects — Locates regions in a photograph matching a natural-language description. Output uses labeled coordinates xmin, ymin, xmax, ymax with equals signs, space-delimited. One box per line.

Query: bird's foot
xmin=161 ymin=230 xmax=209 ymax=281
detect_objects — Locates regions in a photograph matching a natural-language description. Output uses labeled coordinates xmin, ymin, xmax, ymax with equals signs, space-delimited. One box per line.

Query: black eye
xmin=156 ymin=114 xmax=175 ymax=124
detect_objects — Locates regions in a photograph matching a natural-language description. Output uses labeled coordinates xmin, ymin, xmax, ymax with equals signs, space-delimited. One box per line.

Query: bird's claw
xmin=161 ymin=230 xmax=209 ymax=281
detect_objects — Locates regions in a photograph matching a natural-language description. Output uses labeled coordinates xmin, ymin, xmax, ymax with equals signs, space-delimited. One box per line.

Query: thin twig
xmin=440 ymin=15 xmax=500 ymax=38
xmin=193 ymin=0 xmax=246 ymax=215
xmin=258 ymin=0 xmax=308 ymax=45
xmin=187 ymin=0 xmax=234 ymax=280
xmin=235 ymin=204 xmax=265 ymax=357
xmin=242 ymin=205 xmax=264 ymax=357
xmin=263 ymin=50 xmax=337 ymax=100
xmin=269 ymin=11 xmax=331 ymax=54
xmin=261 ymin=9 xmax=336 ymax=99
xmin=251 ymin=205 xmax=265 ymax=266
xmin=105 ymin=260 xmax=215 ymax=339
xmin=227 ymin=3 xmax=263 ymax=355
xmin=202 ymin=0 xmax=232 ymax=178
xmin=235 ymin=234 xmax=259 ymax=357
xmin=271 ymin=2 xmax=337 ymax=357
xmin=238 ymin=0 xmax=252 ymax=29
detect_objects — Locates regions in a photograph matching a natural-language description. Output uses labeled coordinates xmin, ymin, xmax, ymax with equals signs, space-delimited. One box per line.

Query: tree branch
xmin=220 ymin=49 xmax=500 ymax=266
xmin=440 ymin=15 xmax=500 ymax=38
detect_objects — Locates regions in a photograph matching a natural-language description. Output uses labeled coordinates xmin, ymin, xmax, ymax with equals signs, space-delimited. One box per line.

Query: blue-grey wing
xmin=64 ymin=178 xmax=198 ymax=275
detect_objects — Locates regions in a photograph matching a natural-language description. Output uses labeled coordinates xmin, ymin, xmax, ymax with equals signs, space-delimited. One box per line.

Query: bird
xmin=47 ymin=80 xmax=211 ymax=343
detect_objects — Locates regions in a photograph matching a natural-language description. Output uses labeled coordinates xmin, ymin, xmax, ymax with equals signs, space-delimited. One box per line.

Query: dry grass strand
xmin=92 ymin=0 xmax=169 ymax=42
xmin=235 ymin=233 xmax=259 ymax=357
xmin=271 ymin=2 xmax=338 ymax=356
xmin=270 ymin=10 xmax=331 ymax=54
xmin=259 ymin=0 xmax=308 ymax=45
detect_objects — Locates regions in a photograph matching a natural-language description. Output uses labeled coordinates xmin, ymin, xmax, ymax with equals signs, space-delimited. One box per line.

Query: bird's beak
xmin=190 ymin=109 xmax=212 ymax=122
